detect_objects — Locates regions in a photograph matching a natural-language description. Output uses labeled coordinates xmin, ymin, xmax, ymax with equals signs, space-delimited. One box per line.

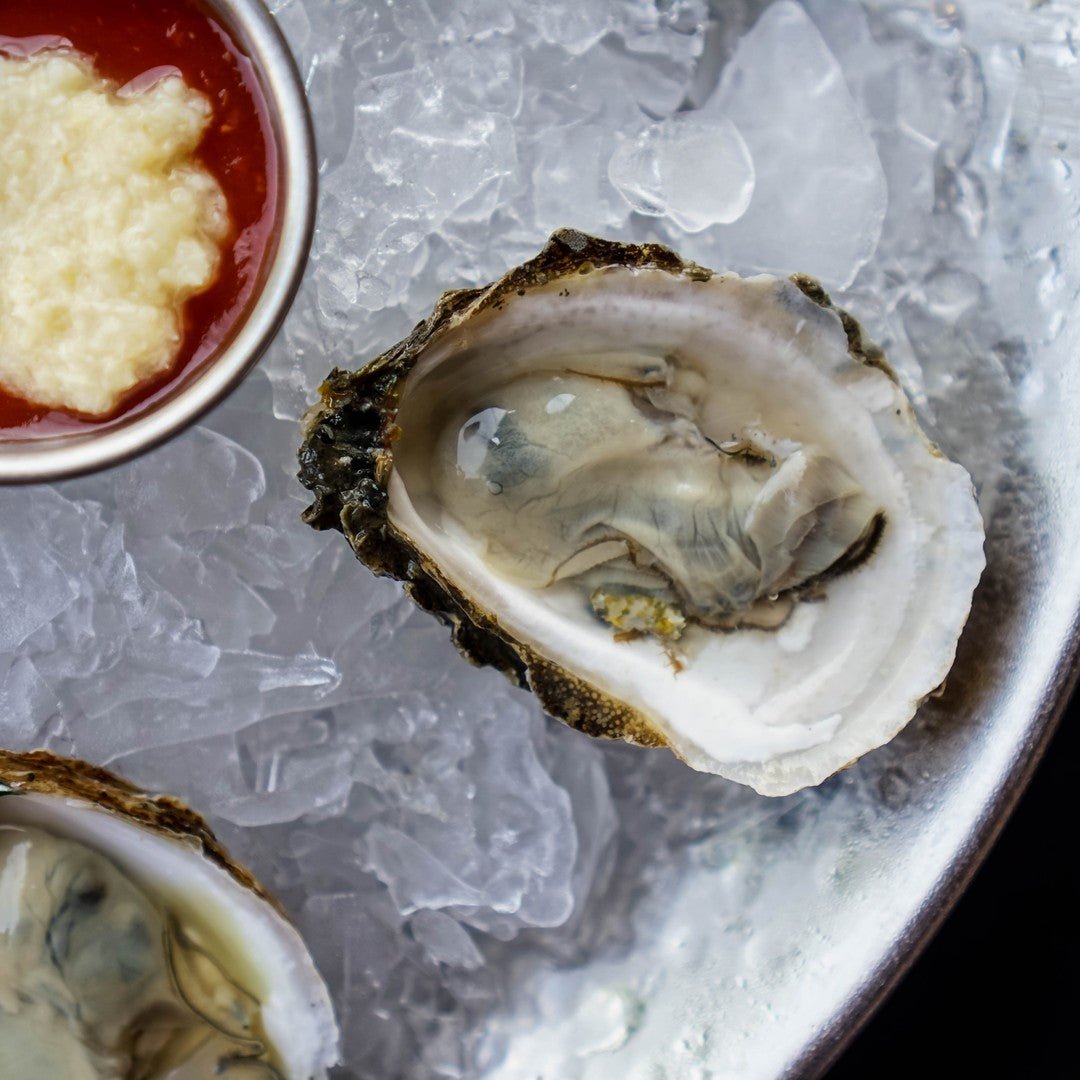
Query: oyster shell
xmin=0 ymin=750 xmax=338 ymax=1077
xmin=299 ymin=231 xmax=985 ymax=796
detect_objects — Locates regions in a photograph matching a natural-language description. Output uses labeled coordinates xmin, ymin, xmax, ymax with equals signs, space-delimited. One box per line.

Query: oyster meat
xmin=300 ymin=231 xmax=985 ymax=796
xmin=0 ymin=751 xmax=338 ymax=1077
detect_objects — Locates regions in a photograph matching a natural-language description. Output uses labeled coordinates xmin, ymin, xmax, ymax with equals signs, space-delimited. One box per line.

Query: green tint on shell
xmin=0 ymin=824 xmax=279 ymax=1078
xmin=0 ymin=750 xmax=338 ymax=1076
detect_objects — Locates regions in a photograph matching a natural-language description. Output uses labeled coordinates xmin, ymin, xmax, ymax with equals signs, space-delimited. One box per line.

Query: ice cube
xmin=0 ymin=492 xmax=77 ymax=652
xmin=696 ymin=0 xmax=887 ymax=287
xmin=410 ymin=910 xmax=484 ymax=969
xmin=608 ymin=112 xmax=755 ymax=232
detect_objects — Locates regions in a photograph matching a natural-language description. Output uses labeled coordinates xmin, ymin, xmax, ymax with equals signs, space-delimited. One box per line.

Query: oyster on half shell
xmin=299 ymin=231 xmax=985 ymax=796
xmin=0 ymin=751 xmax=338 ymax=1077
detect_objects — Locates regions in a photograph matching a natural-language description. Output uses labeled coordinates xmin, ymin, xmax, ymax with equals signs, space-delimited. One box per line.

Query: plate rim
xmin=788 ymin=612 xmax=1080 ymax=1078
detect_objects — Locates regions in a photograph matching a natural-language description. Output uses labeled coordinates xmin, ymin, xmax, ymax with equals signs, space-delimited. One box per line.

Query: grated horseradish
xmin=0 ymin=52 xmax=228 ymax=416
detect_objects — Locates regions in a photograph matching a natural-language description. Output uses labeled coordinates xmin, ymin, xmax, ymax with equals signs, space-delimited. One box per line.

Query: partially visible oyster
xmin=299 ymin=230 xmax=985 ymax=796
xmin=0 ymin=750 xmax=338 ymax=1077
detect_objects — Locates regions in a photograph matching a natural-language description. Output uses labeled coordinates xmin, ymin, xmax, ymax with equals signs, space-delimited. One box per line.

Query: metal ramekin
xmin=0 ymin=0 xmax=316 ymax=483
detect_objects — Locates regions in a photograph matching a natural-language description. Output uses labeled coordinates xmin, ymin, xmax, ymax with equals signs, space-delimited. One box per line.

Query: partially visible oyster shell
xmin=299 ymin=230 xmax=985 ymax=796
xmin=0 ymin=750 xmax=338 ymax=1077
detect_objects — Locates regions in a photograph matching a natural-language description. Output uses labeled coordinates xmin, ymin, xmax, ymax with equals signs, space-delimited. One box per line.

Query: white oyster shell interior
xmin=390 ymin=267 xmax=985 ymax=796
xmin=0 ymin=790 xmax=338 ymax=1077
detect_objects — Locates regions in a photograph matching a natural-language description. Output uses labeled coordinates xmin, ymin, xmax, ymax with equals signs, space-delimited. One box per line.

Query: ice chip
xmin=701 ymin=0 xmax=887 ymax=287
xmin=608 ymin=113 xmax=755 ymax=232
xmin=0 ymin=541 xmax=76 ymax=653
xmin=410 ymin=910 xmax=485 ymax=970
xmin=529 ymin=0 xmax=612 ymax=56
xmin=0 ymin=657 xmax=61 ymax=746
xmin=533 ymin=123 xmax=630 ymax=236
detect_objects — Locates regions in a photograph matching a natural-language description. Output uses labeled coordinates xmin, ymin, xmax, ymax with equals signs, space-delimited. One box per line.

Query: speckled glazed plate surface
xmin=3 ymin=1 xmax=1079 ymax=1076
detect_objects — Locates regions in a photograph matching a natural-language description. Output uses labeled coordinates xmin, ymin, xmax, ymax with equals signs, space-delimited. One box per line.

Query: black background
xmin=828 ymin=689 xmax=1080 ymax=1079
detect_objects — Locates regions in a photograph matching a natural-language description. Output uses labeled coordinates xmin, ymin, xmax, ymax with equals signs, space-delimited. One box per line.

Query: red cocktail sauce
xmin=0 ymin=0 xmax=278 ymax=437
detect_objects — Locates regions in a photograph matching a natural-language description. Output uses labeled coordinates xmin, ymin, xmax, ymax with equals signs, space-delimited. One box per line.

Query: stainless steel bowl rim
xmin=0 ymin=0 xmax=316 ymax=484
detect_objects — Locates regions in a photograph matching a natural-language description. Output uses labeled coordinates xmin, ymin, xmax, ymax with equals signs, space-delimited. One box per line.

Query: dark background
xmin=828 ymin=690 xmax=1080 ymax=1079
